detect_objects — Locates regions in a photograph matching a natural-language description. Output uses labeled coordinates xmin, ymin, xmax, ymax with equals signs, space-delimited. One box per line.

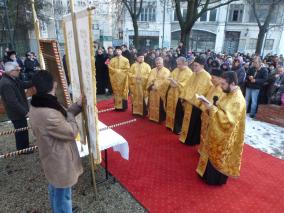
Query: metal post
xmin=162 ymin=0 xmax=166 ymax=48
xmin=69 ymin=0 xmax=98 ymax=197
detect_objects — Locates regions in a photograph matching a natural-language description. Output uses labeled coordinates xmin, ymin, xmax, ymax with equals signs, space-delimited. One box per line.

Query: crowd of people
xmin=95 ymin=42 xmax=284 ymax=112
xmin=0 ymin=48 xmax=40 ymax=81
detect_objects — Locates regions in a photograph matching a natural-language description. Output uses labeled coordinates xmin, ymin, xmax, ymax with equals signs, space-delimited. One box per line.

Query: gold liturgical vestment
xmin=196 ymin=87 xmax=246 ymax=177
xmin=147 ymin=67 xmax=170 ymax=122
xmin=108 ymin=56 xmax=130 ymax=109
xmin=197 ymin=85 xmax=223 ymax=175
xmin=179 ymin=69 xmax=212 ymax=143
xmin=166 ymin=67 xmax=192 ymax=130
xmin=129 ymin=62 xmax=151 ymax=116
xmin=198 ymin=84 xmax=224 ymax=155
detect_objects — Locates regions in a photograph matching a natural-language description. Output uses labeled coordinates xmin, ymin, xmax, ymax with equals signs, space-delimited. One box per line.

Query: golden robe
xmin=108 ymin=56 xmax=130 ymax=109
xmin=196 ymin=85 xmax=223 ymax=176
xmin=147 ymin=67 xmax=170 ymax=122
xmin=179 ymin=70 xmax=212 ymax=143
xmin=196 ymin=87 xmax=246 ymax=177
xmin=165 ymin=67 xmax=192 ymax=131
xmin=129 ymin=62 xmax=151 ymax=116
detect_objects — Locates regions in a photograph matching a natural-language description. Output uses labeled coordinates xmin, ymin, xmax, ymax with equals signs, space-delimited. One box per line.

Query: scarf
xmin=31 ymin=94 xmax=67 ymax=117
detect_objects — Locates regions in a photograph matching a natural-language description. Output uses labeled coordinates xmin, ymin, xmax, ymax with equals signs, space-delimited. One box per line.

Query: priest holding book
xmin=196 ymin=68 xmax=224 ymax=177
xmin=197 ymin=71 xmax=246 ymax=185
xmin=179 ymin=56 xmax=212 ymax=145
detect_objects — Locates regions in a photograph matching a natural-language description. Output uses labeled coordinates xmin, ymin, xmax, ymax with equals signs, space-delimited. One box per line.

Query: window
xmin=200 ymin=12 xmax=207 ymax=22
xmin=248 ymin=39 xmax=257 ymax=49
xmin=139 ymin=2 xmax=156 ymax=22
xmin=209 ymin=9 xmax=217 ymax=21
xmin=264 ymin=39 xmax=274 ymax=50
xmin=228 ymin=4 xmax=244 ymax=22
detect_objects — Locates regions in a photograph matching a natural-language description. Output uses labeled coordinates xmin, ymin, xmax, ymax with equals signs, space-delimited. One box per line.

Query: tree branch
xmin=135 ymin=0 xmax=143 ymax=19
xmin=251 ymin=1 xmax=262 ymax=28
xmin=122 ymin=0 xmax=133 ymax=15
xmin=204 ymin=0 xmax=239 ymax=13
xmin=174 ymin=0 xmax=185 ymax=28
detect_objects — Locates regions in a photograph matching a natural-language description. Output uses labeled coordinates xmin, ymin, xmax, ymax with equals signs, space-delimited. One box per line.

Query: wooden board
xmin=39 ymin=39 xmax=71 ymax=107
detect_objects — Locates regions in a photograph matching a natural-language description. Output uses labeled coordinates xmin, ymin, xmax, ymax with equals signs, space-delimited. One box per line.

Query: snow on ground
xmin=245 ymin=116 xmax=284 ymax=160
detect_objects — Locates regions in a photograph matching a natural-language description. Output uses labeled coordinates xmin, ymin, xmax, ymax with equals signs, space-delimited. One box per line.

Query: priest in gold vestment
xmin=129 ymin=51 xmax=151 ymax=116
xmin=108 ymin=46 xmax=130 ymax=111
xmin=166 ymin=57 xmax=192 ymax=134
xmin=197 ymin=68 xmax=224 ymax=180
xmin=179 ymin=56 xmax=212 ymax=145
xmin=147 ymin=57 xmax=170 ymax=123
xmin=197 ymin=71 xmax=246 ymax=185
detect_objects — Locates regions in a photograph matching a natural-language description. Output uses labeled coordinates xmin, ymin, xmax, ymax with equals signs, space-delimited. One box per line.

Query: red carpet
xmin=98 ymin=99 xmax=284 ymax=213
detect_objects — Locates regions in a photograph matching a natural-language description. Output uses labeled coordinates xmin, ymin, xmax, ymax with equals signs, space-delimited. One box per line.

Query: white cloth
xmin=76 ymin=121 xmax=129 ymax=160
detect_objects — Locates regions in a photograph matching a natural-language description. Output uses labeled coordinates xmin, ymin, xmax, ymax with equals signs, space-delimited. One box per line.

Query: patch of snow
xmin=245 ymin=116 xmax=284 ymax=160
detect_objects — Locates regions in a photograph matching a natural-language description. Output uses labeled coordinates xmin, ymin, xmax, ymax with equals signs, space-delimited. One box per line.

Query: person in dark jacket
xmin=3 ymin=48 xmax=10 ymax=63
xmin=95 ymin=47 xmax=108 ymax=94
xmin=6 ymin=51 xmax=24 ymax=71
xmin=0 ymin=62 xmax=33 ymax=150
xmin=122 ymin=44 xmax=134 ymax=65
xmin=220 ymin=62 xmax=231 ymax=72
xmin=145 ymin=51 xmax=156 ymax=69
xmin=232 ymin=57 xmax=246 ymax=94
xmin=105 ymin=47 xmax=114 ymax=95
xmin=205 ymin=57 xmax=214 ymax=73
xmin=245 ymin=56 xmax=268 ymax=118
xmin=24 ymin=52 xmax=36 ymax=81
xmin=177 ymin=41 xmax=186 ymax=57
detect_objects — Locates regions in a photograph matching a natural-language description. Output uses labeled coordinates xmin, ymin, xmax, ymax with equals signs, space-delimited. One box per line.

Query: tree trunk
xmin=132 ymin=18 xmax=139 ymax=49
xmin=256 ymin=27 xmax=266 ymax=56
xmin=180 ymin=28 xmax=191 ymax=51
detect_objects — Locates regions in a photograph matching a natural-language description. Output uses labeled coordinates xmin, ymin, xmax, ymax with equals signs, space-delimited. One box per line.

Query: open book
xmin=196 ymin=94 xmax=211 ymax=105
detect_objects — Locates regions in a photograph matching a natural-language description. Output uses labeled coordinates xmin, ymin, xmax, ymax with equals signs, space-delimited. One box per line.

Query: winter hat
xmin=4 ymin=61 xmax=19 ymax=73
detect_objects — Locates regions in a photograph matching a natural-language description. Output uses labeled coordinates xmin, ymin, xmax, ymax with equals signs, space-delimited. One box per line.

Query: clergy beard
xmin=223 ymin=86 xmax=231 ymax=93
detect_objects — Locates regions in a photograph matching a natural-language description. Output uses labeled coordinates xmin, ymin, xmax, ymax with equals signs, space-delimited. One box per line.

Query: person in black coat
xmin=245 ymin=56 xmax=268 ymax=118
xmin=232 ymin=57 xmax=246 ymax=94
xmin=24 ymin=52 xmax=36 ymax=81
xmin=122 ymin=44 xmax=134 ymax=65
xmin=95 ymin=47 xmax=108 ymax=94
xmin=0 ymin=62 xmax=33 ymax=150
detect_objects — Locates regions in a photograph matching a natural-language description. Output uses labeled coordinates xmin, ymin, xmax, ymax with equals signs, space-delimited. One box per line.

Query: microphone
xmin=213 ymin=96 xmax=219 ymax=106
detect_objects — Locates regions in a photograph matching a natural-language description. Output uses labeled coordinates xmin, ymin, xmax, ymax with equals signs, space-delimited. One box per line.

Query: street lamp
xmin=162 ymin=0 xmax=166 ymax=48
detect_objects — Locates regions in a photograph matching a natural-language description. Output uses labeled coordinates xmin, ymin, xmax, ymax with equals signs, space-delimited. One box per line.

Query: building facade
xmin=121 ymin=0 xmax=284 ymax=55
xmin=32 ymin=0 xmax=284 ymax=55
xmin=170 ymin=0 xmax=284 ymax=55
xmin=122 ymin=0 xmax=172 ymax=49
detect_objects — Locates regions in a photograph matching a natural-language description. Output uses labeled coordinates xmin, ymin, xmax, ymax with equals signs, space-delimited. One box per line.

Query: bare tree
xmin=173 ymin=0 xmax=238 ymax=50
xmin=121 ymin=0 xmax=143 ymax=48
xmin=248 ymin=0 xmax=284 ymax=55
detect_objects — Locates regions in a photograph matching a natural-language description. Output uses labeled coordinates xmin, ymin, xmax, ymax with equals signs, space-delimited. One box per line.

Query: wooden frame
xmin=39 ymin=39 xmax=71 ymax=107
